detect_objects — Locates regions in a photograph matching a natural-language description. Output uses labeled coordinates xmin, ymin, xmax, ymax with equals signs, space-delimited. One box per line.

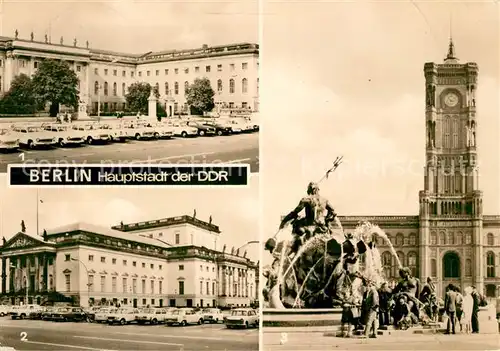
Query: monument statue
xmin=74 ymin=38 xmax=77 ymax=47
xmin=222 ymin=244 xmax=226 ymax=253
xmin=30 ymin=32 xmax=34 ymax=41
xmin=60 ymin=36 xmax=63 ymax=45
xmin=193 ymin=209 xmax=197 ymax=218
xmin=21 ymin=220 xmax=26 ymax=233
xmin=86 ymin=40 xmax=89 ymax=48
xmin=14 ymin=29 xmax=18 ymax=39
xmin=45 ymin=34 xmax=48 ymax=43
xmin=209 ymin=215 xmax=212 ymax=224
xmin=2 ymin=237 xmax=6 ymax=245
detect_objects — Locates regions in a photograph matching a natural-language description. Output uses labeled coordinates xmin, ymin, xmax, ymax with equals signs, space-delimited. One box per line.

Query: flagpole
xmin=36 ymin=189 xmax=39 ymax=236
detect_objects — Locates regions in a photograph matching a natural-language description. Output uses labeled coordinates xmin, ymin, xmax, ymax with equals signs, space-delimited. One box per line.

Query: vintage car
xmin=202 ymin=308 xmax=224 ymax=324
xmin=165 ymin=308 xmax=204 ymax=326
xmin=72 ymin=124 xmax=111 ymax=144
xmin=10 ymin=304 xmax=42 ymax=320
xmin=107 ymin=307 xmax=140 ymax=325
xmin=169 ymin=122 xmax=198 ymax=138
xmin=51 ymin=307 xmax=87 ymax=322
xmin=41 ymin=306 xmax=56 ymax=321
xmin=0 ymin=128 xmax=20 ymax=150
xmin=186 ymin=121 xmax=216 ymax=136
xmin=222 ymin=119 xmax=245 ymax=133
xmin=224 ymin=308 xmax=259 ymax=329
xmin=151 ymin=123 xmax=174 ymax=139
xmin=43 ymin=124 xmax=86 ymax=147
xmin=12 ymin=125 xmax=57 ymax=148
xmin=83 ymin=306 xmax=101 ymax=322
xmin=94 ymin=123 xmax=129 ymax=142
xmin=201 ymin=122 xmax=232 ymax=136
xmin=0 ymin=305 xmax=11 ymax=317
xmin=123 ymin=122 xmax=157 ymax=140
xmin=238 ymin=119 xmax=256 ymax=133
xmin=94 ymin=307 xmax=117 ymax=323
xmin=135 ymin=307 xmax=168 ymax=325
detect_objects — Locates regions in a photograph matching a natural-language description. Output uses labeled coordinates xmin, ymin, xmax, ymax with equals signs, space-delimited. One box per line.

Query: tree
xmin=125 ymin=82 xmax=159 ymax=114
xmin=185 ymin=77 xmax=215 ymax=115
xmin=0 ymin=74 xmax=38 ymax=114
xmin=31 ymin=59 xmax=79 ymax=117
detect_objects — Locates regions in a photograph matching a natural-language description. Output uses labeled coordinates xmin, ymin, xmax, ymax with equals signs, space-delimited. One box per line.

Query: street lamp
xmin=9 ymin=263 xmax=27 ymax=304
xmin=70 ymin=258 xmax=92 ymax=306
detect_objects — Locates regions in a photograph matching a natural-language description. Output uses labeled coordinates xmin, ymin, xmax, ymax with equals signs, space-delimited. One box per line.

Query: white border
xmin=7 ymin=163 xmax=250 ymax=189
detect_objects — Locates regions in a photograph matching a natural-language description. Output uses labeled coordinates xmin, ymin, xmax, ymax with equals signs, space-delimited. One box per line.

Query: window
xmin=113 ymin=82 xmax=117 ymax=96
xmin=147 ymin=70 xmax=150 ymax=77
xmin=142 ymin=280 xmax=146 ymax=294
xmin=212 ymin=282 xmax=216 ymax=296
xmin=447 ymin=232 xmax=454 ymax=245
xmin=230 ymin=64 xmax=235 ymax=71
xmin=131 ymin=71 xmax=134 ymax=77
xmin=465 ymin=259 xmax=472 ymax=276
xmin=175 ymin=233 xmax=180 ymax=244
xmin=465 ymin=233 xmax=472 ymax=244
xmin=65 ymin=274 xmax=71 ymax=292
xmin=104 ymin=82 xmax=108 ymax=96
xmin=94 ymin=68 xmax=98 ymax=74
xmin=200 ymin=281 xmax=203 ymax=294
xmin=439 ymin=232 xmax=445 ymax=245
xmin=217 ymin=64 xmax=222 ymax=71
xmin=205 ymin=65 xmax=211 ymax=73
xmin=138 ymin=72 xmax=142 ymax=77
xmin=159 ymin=281 xmax=163 ymax=294
xmin=487 ymin=252 xmax=495 ymax=277
xmin=179 ymin=281 xmax=184 ymax=295
xmin=408 ymin=252 xmax=417 ymax=276
xmin=242 ymin=102 xmax=248 ymax=109
xmin=65 ymin=254 xmax=71 ymax=261
xmin=155 ymin=70 xmax=159 ymax=76
xmin=112 ymin=258 xmax=116 ymax=264
xmin=242 ymin=78 xmax=248 ymax=93
xmin=122 ymin=278 xmax=127 ymax=293
xmin=142 ymin=263 xmax=146 ymax=268
xmin=200 ymin=265 xmax=203 ymax=271
xmin=133 ymin=261 xmax=137 ymax=267
xmin=395 ymin=234 xmax=404 ymax=246
xmin=94 ymin=81 xmax=99 ymax=95
xmin=112 ymin=69 xmax=116 ymax=76
xmin=184 ymin=68 xmax=189 ymax=74
xmin=133 ymin=279 xmax=137 ymax=293
xmin=104 ymin=69 xmax=108 ymax=75
xmin=76 ymin=65 xmax=81 ymax=72
xmin=165 ymin=69 xmax=169 ymax=75
xmin=487 ymin=233 xmax=494 ymax=245
xmin=206 ymin=282 xmax=210 ymax=295
xmin=112 ymin=277 xmax=117 ymax=293
xmin=179 ymin=265 xmax=184 ymax=271
xmin=150 ymin=264 xmax=154 ymax=269
xmin=242 ymin=62 xmax=248 ymax=70
xmin=89 ymin=275 xmax=94 ymax=292
xmin=174 ymin=82 xmax=179 ymax=95
xmin=142 ymin=299 xmax=146 ymax=305
xmin=184 ymin=81 xmax=189 ymax=94
xmin=217 ymin=79 xmax=222 ymax=92
xmin=174 ymin=68 xmax=179 ymax=74
xmin=382 ymin=251 xmax=392 ymax=278
xmin=122 ymin=70 xmax=126 ymax=77
xmin=88 ymin=255 xmax=94 ymax=261
xmin=101 ymin=257 xmax=106 ymax=263
xmin=123 ymin=260 xmax=127 ymax=266
xmin=229 ymin=79 xmax=235 ymax=94
xmin=195 ymin=66 xmax=199 ymax=72
xmin=150 ymin=280 xmax=154 ymax=294
xmin=165 ymin=82 xmax=169 ymax=95
xmin=122 ymin=83 xmax=126 ymax=96
xmin=430 ymin=232 xmax=437 ymax=245
xmin=100 ymin=276 xmax=105 ymax=292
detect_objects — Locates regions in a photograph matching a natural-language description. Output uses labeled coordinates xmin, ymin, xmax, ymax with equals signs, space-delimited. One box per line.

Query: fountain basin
xmin=263 ymin=308 xmax=342 ymax=327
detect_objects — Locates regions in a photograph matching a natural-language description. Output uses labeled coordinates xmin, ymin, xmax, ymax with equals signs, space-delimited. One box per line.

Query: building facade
xmin=0 ymin=33 xmax=259 ymax=115
xmin=339 ymin=40 xmax=500 ymax=299
xmin=0 ymin=215 xmax=258 ymax=308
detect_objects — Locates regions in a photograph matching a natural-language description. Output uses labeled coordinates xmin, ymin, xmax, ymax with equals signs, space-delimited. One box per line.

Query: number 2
xmin=20 ymin=332 xmax=28 ymax=341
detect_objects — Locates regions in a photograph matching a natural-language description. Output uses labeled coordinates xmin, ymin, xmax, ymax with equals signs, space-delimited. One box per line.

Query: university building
xmin=0 ymin=31 xmax=259 ymax=116
xmin=0 ymin=215 xmax=258 ymax=308
xmin=339 ymin=40 xmax=500 ymax=298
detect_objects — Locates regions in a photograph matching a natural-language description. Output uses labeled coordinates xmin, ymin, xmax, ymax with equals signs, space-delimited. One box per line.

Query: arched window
xmin=372 ymin=234 xmax=379 ymax=246
xmin=184 ymin=81 xmax=189 ymax=94
xmin=485 ymin=284 xmax=497 ymax=298
xmin=122 ymin=83 xmax=126 ymax=96
xmin=229 ymin=79 xmax=235 ymax=94
xmin=486 ymin=252 xmax=495 ymax=277
xmin=456 ymin=232 xmax=463 ymax=245
xmin=382 ymin=251 xmax=392 ymax=278
xmin=217 ymin=79 xmax=222 ymax=92
xmin=465 ymin=259 xmax=472 ymax=276
xmin=104 ymin=82 xmax=108 ymax=96
xmin=447 ymin=232 xmax=454 ymax=245
xmin=395 ymin=233 xmax=404 ymax=246
xmin=407 ymin=251 xmax=417 ymax=277
xmin=465 ymin=233 xmax=472 ymax=244
xmin=165 ymin=82 xmax=169 ymax=95
xmin=242 ymin=78 xmax=248 ymax=93
xmin=430 ymin=259 xmax=437 ymax=277
xmin=113 ymin=82 xmax=117 ymax=96
xmin=439 ymin=231 xmax=446 ymax=245
xmin=430 ymin=232 xmax=437 ymax=245
xmin=94 ymin=81 xmax=99 ymax=95
xmin=443 ymin=252 xmax=460 ymax=278
xmin=409 ymin=233 xmax=417 ymax=246
xmin=487 ymin=233 xmax=494 ymax=246
xmin=174 ymin=82 xmax=179 ymax=95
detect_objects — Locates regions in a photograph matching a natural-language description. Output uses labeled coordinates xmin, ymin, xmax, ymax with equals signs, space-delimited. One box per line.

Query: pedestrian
xmin=378 ymin=282 xmax=392 ymax=327
xmin=364 ymin=281 xmax=379 ymax=338
xmin=340 ymin=294 xmax=360 ymax=338
xmin=471 ymin=286 xmax=480 ymax=333
xmin=444 ymin=284 xmax=457 ymax=334
xmin=454 ymin=286 xmax=463 ymax=332
xmin=461 ymin=286 xmax=473 ymax=334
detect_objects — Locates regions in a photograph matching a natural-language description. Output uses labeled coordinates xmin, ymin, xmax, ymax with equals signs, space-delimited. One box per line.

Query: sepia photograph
xmin=0 ymin=175 xmax=260 ymax=350
xmin=261 ymin=1 xmax=499 ymax=350
xmin=0 ymin=0 xmax=259 ymax=173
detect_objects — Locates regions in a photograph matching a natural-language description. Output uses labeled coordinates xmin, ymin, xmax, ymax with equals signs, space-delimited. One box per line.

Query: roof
xmin=46 ymin=222 xmax=171 ymax=249
xmin=112 ymin=215 xmax=220 ymax=233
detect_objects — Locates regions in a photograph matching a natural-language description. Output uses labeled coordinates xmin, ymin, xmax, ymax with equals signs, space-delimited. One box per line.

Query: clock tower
xmin=418 ymin=38 xmax=484 ymax=294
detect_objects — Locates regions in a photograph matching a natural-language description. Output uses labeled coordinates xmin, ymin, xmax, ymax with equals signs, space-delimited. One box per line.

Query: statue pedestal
xmin=477 ymin=305 xmax=497 ymax=334
xmin=165 ymin=97 xmax=175 ymax=117
xmin=77 ymin=102 xmax=88 ymax=119
xmin=148 ymin=93 xmax=157 ymax=120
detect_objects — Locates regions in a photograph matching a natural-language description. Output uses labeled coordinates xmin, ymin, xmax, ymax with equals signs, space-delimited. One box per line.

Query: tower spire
xmin=445 ymin=12 xmax=458 ymax=62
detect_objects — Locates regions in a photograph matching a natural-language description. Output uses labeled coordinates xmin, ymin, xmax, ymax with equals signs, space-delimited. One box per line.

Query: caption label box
xmin=8 ymin=164 xmax=249 ymax=186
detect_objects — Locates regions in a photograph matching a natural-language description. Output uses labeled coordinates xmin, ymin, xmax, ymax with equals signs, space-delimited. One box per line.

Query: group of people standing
xmin=444 ymin=283 xmax=481 ymax=334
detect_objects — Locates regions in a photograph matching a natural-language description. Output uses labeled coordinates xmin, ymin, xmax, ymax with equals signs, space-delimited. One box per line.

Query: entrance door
xmin=133 ymin=299 xmax=138 ymax=308
xmin=29 ymin=275 xmax=35 ymax=293
xmin=159 ymin=299 xmax=163 ymax=307
xmin=442 ymin=251 xmax=461 ymax=296
xmin=187 ymin=299 xmax=193 ymax=307
xmin=200 ymin=299 xmax=204 ymax=308
xmin=212 ymin=299 xmax=216 ymax=307
xmin=169 ymin=299 xmax=176 ymax=307
xmin=169 ymin=106 xmax=173 ymax=117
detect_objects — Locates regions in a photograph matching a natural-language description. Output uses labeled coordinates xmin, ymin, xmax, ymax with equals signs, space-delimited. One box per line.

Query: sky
xmin=1 ymin=0 xmax=258 ymax=53
xmin=261 ymin=2 xmax=500 ymax=242
xmin=0 ymin=175 xmax=260 ymax=261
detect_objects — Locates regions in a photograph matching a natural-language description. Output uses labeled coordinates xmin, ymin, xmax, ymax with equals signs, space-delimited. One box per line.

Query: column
xmin=34 ymin=255 xmax=40 ymax=293
xmin=4 ymin=52 xmax=14 ymax=91
xmin=43 ymin=254 xmax=49 ymax=292
xmin=224 ymin=267 xmax=229 ymax=296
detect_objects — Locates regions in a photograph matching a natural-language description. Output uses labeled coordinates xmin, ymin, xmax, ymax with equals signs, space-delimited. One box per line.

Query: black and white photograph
xmin=0 ymin=176 xmax=259 ymax=350
xmin=261 ymin=2 xmax=499 ymax=350
xmin=0 ymin=0 xmax=259 ymax=173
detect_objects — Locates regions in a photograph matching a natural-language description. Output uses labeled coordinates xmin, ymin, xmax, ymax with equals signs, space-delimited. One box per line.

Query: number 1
xmin=18 ymin=153 xmax=25 ymax=161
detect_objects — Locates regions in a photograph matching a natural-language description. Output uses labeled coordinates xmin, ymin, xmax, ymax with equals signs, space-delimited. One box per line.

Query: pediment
xmin=99 ymin=270 xmax=108 ymax=275
xmin=132 ymin=274 xmax=138 ymax=277
xmin=150 ymin=276 xmax=156 ymax=279
xmin=89 ymin=269 xmax=96 ymax=274
xmin=158 ymin=277 xmax=164 ymax=280
xmin=141 ymin=275 xmax=147 ymax=278
xmin=3 ymin=232 xmax=46 ymax=250
xmin=122 ymin=273 xmax=129 ymax=277
xmin=63 ymin=269 xmax=72 ymax=274
xmin=177 ymin=276 xmax=185 ymax=280
xmin=111 ymin=271 xmax=118 ymax=276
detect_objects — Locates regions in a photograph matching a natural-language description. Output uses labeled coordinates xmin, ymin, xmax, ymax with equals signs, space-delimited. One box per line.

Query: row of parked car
xmin=0 ymin=116 xmax=259 ymax=150
xmin=0 ymin=304 xmax=259 ymax=329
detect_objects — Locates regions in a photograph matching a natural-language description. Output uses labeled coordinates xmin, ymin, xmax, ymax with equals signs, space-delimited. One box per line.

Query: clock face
xmin=444 ymin=92 xmax=459 ymax=107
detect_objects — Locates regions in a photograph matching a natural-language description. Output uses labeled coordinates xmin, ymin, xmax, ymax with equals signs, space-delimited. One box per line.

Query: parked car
xmin=0 ymin=128 xmax=20 ymax=150
xmin=223 ymin=120 xmax=245 ymax=133
xmin=164 ymin=307 xmax=178 ymax=321
xmin=0 ymin=305 xmax=10 ymax=317
xmin=165 ymin=308 xmax=204 ymax=326
xmin=72 ymin=124 xmax=111 ymax=144
xmin=202 ymin=308 xmax=224 ymax=324
xmin=107 ymin=307 xmax=140 ymax=325
xmin=84 ymin=306 xmax=101 ymax=322
xmin=169 ymin=122 xmax=199 ymax=138
xmin=135 ymin=307 xmax=168 ymax=325
xmin=186 ymin=121 xmax=216 ymax=136
xmin=51 ymin=307 xmax=87 ymax=322
xmin=29 ymin=308 xmax=45 ymax=320
xmin=123 ymin=122 xmax=156 ymax=140
xmin=94 ymin=307 xmax=117 ymax=323
xmin=224 ymin=308 xmax=259 ymax=329
xmin=43 ymin=124 xmax=86 ymax=147
xmin=202 ymin=122 xmax=232 ymax=136
xmin=151 ymin=123 xmax=174 ymax=139
xmin=95 ymin=123 xmax=129 ymax=142
xmin=41 ymin=306 xmax=56 ymax=320
xmin=12 ymin=125 xmax=57 ymax=148
xmin=10 ymin=304 xmax=42 ymax=320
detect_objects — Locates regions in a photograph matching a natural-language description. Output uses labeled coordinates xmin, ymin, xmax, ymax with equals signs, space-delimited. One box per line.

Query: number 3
xmin=20 ymin=332 xmax=28 ymax=341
